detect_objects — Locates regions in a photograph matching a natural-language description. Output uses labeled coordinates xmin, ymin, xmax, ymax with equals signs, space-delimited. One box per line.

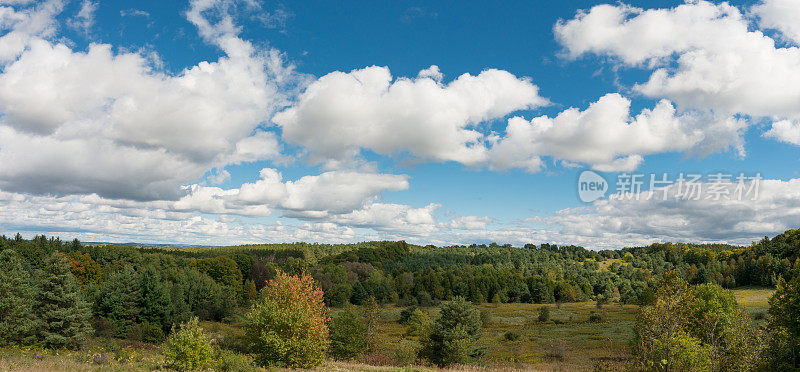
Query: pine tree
xmin=420 ymin=296 xmax=483 ymax=367
xmin=139 ymin=266 xmax=172 ymax=332
xmin=97 ymin=266 xmax=141 ymax=338
xmin=35 ymin=252 xmax=92 ymax=349
xmin=0 ymin=249 xmax=39 ymax=346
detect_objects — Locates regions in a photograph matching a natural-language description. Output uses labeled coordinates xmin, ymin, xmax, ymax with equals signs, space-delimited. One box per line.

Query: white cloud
xmin=0 ymin=0 xmax=296 ymax=200
xmin=764 ymin=119 xmax=800 ymax=145
xmin=329 ymin=203 xmax=440 ymax=235
xmin=487 ymin=93 xmax=745 ymax=172
xmin=555 ymin=0 xmax=800 ymax=143
xmin=232 ymin=168 xmax=410 ymax=215
xmin=2 ymin=174 xmax=796 ymax=249
xmin=273 ymin=65 xmax=547 ymax=167
xmin=0 ymin=189 xmax=364 ymax=246
xmin=753 ymin=0 xmax=800 ymax=45
xmin=447 ymin=215 xmax=491 ymax=230
xmin=66 ymin=0 xmax=96 ymax=34
xmin=417 ymin=64 xmax=443 ymax=82
xmin=119 ymin=8 xmax=149 ymax=18
xmin=0 ymin=0 xmax=62 ymax=63
xmin=536 ymin=177 xmax=800 ymax=248
xmin=206 ymin=168 xmax=231 ymax=185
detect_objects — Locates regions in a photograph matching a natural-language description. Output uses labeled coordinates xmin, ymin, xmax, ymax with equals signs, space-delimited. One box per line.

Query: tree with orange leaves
xmin=244 ymin=270 xmax=330 ymax=368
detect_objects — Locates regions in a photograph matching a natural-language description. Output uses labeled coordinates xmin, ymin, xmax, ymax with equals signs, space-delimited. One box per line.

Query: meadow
xmin=0 ymin=288 xmax=773 ymax=372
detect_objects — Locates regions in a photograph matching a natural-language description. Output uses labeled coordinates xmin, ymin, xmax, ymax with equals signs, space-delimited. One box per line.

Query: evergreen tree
xmin=420 ymin=296 xmax=483 ymax=366
xmin=138 ymin=266 xmax=171 ymax=332
xmin=35 ymin=252 xmax=92 ymax=349
xmin=97 ymin=266 xmax=141 ymax=338
xmin=0 ymin=249 xmax=38 ymax=346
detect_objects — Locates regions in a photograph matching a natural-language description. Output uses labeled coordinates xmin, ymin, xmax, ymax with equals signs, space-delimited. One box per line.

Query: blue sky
xmin=1 ymin=0 xmax=799 ymax=248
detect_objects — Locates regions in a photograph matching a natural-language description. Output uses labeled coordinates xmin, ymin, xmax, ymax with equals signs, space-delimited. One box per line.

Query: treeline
xmin=2 ymin=230 xmax=799 ymax=322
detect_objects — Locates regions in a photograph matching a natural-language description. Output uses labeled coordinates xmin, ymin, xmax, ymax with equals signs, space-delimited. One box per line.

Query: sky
xmin=1 ymin=0 xmax=800 ymax=249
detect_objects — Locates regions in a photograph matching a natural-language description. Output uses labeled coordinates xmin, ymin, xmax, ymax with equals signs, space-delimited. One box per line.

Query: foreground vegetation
xmin=0 ymin=288 xmax=772 ymax=371
xmin=0 ymin=229 xmax=798 ymax=370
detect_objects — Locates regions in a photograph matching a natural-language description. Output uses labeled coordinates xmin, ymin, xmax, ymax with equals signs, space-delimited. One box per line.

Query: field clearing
xmin=0 ymin=287 xmax=776 ymax=371
xmin=733 ymin=286 xmax=773 ymax=313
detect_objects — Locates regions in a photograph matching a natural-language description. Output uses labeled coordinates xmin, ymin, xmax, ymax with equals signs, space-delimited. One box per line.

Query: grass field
xmin=0 ymin=287 xmax=775 ymax=371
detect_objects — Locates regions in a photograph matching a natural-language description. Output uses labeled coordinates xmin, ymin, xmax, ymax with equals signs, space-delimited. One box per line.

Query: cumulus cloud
xmin=555 ymin=0 xmax=800 ymax=145
xmin=273 ymin=65 xmax=547 ymax=167
xmin=0 ymin=0 xmax=295 ymax=200
xmin=487 ymin=93 xmax=745 ymax=172
xmin=753 ymin=0 xmax=800 ymax=45
xmin=0 ymin=0 xmax=62 ymax=62
xmin=0 ymin=189 xmax=363 ymax=246
xmin=534 ymin=176 xmax=797 ymax=247
xmin=0 ymin=173 xmax=486 ymax=244
xmin=763 ymin=119 xmax=800 ymax=145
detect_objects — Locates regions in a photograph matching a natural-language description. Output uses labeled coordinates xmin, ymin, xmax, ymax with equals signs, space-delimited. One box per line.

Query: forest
xmin=0 ymin=229 xmax=799 ymax=371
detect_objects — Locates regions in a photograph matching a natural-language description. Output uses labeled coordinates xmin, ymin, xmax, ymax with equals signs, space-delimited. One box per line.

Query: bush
xmin=92 ymin=318 xmax=117 ymax=338
xmin=420 ymin=296 xmax=483 ymax=367
xmin=244 ymin=270 xmax=329 ymax=368
xmin=480 ymin=309 xmax=492 ymax=327
xmin=538 ymin=306 xmax=550 ymax=322
xmin=398 ymin=306 xmax=418 ymax=324
xmin=163 ymin=317 xmax=215 ymax=371
xmin=545 ymin=339 xmax=568 ymax=361
xmin=126 ymin=323 xmax=143 ymax=341
xmin=503 ymin=331 xmax=521 ymax=341
xmin=140 ymin=322 xmax=165 ymax=343
xmin=589 ymin=311 xmax=603 ymax=323
xmin=216 ymin=349 xmax=256 ymax=372
xmin=393 ymin=339 xmax=419 ymax=366
xmin=404 ymin=309 xmax=432 ymax=338
xmin=417 ymin=291 xmax=433 ymax=307
xmin=329 ymin=308 xmax=367 ymax=360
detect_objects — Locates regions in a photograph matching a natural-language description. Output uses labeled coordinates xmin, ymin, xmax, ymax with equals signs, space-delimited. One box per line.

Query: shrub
xmin=163 ymin=317 xmax=215 ymax=371
xmin=216 ymin=349 xmax=256 ymax=372
xmin=545 ymin=339 xmax=568 ymax=361
xmin=503 ymin=331 xmax=521 ymax=341
xmin=126 ymin=323 xmax=143 ymax=341
xmin=393 ymin=339 xmax=419 ymax=366
xmin=658 ymin=331 xmax=711 ymax=371
xmin=398 ymin=306 xmax=418 ymax=324
xmin=244 ymin=270 xmax=329 ymax=368
xmin=140 ymin=322 xmax=165 ymax=343
xmin=404 ymin=309 xmax=432 ymax=338
xmin=589 ymin=311 xmax=603 ymax=323
xmin=480 ymin=309 xmax=492 ymax=327
xmin=92 ymin=318 xmax=117 ymax=338
xmin=420 ymin=296 xmax=483 ymax=367
xmin=329 ymin=308 xmax=367 ymax=360
xmin=538 ymin=306 xmax=550 ymax=322
xmin=417 ymin=291 xmax=433 ymax=306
